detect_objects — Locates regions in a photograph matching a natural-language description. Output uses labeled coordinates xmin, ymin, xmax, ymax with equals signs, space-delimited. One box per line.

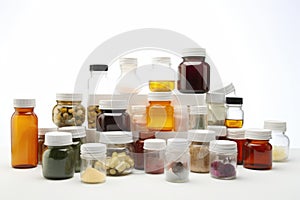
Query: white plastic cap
xmin=81 ymin=143 xmax=106 ymax=155
xmin=187 ymin=130 xmax=216 ymax=142
xmin=167 ymin=138 xmax=189 ymax=151
xmin=152 ymin=57 xmax=171 ymax=66
xmin=38 ymin=127 xmax=58 ymax=136
xmin=99 ymin=100 xmax=128 ymax=109
xmin=189 ymin=105 xmax=208 ymax=114
xmin=227 ymin=128 xmax=245 ymax=139
xmin=13 ymin=99 xmax=36 ymax=108
xmin=182 ymin=48 xmax=206 ymax=57
xmin=56 ymin=93 xmax=82 ymax=101
xmin=209 ymin=140 xmax=237 ymax=153
xmin=208 ymin=125 xmax=227 ymax=137
xmin=44 ymin=131 xmax=73 ymax=146
xmin=155 ymin=131 xmax=188 ymax=140
xmin=148 ymin=92 xmax=172 ymax=101
xmin=264 ymin=120 xmax=287 ymax=132
xmin=58 ymin=126 xmax=86 ymax=138
xmin=245 ymin=128 xmax=272 ymax=140
xmin=100 ymin=131 xmax=133 ymax=144
xmin=119 ymin=58 xmax=137 ymax=66
xmin=206 ymin=92 xmax=225 ymax=104
xmin=144 ymin=139 xmax=166 ymax=150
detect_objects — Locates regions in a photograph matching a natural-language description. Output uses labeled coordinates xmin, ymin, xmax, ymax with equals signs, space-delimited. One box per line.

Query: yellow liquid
xmin=146 ymin=103 xmax=174 ymax=131
xmin=149 ymin=80 xmax=175 ymax=92
xmin=225 ymin=119 xmax=243 ymax=128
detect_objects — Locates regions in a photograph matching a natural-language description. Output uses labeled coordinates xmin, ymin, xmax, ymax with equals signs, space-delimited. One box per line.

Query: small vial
xmin=227 ymin=128 xmax=246 ymax=165
xmin=144 ymin=139 xmax=166 ymax=174
xmin=189 ymin=105 xmax=208 ymax=130
xmin=225 ymin=97 xmax=244 ymax=128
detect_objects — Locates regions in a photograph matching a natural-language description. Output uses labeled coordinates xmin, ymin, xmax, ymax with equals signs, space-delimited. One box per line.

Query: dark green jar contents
xmin=42 ymin=146 xmax=75 ymax=180
xmin=72 ymin=137 xmax=86 ymax=173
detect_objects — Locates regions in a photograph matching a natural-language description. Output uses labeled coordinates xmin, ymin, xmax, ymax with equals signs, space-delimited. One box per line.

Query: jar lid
xmin=227 ymin=128 xmax=245 ymax=139
xmin=13 ymin=99 xmax=36 ymax=108
xmin=264 ymin=120 xmax=287 ymax=132
xmin=89 ymin=64 xmax=108 ymax=72
xmin=99 ymin=100 xmax=128 ymax=109
xmin=155 ymin=131 xmax=188 ymax=140
xmin=182 ymin=48 xmax=206 ymax=57
xmin=226 ymin=97 xmax=243 ymax=104
xmin=245 ymin=128 xmax=272 ymax=140
xmin=148 ymin=92 xmax=172 ymax=101
xmin=152 ymin=57 xmax=171 ymax=66
xmin=38 ymin=127 xmax=58 ymax=136
xmin=166 ymin=138 xmax=189 ymax=151
xmin=44 ymin=131 xmax=73 ymax=146
xmin=189 ymin=105 xmax=207 ymax=114
xmin=58 ymin=126 xmax=86 ymax=138
xmin=208 ymin=125 xmax=227 ymax=137
xmin=187 ymin=130 xmax=216 ymax=142
xmin=206 ymin=92 xmax=225 ymax=104
xmin=144 ymin=139 xmax=166 ymax=150
xmin=81 ymin=143 xmax=106 ymax=155
xmin=209 ymin=140 xmax=237 ymax=153
xmin=56 ymin=93 xmax=82 ymax=101
xmin=119 ymin=58 xmax=137 ymax=66
xmin=100 ymin=131 xmax=133 ymax=144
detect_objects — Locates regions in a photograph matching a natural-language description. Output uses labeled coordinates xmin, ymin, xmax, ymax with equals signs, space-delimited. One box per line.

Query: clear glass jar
xmin=144 ymin=139 xmax=166 ymax=174
xmin=209 ymin=140 xmax=237 ymax=180
xmin=165 ymin=138 xmax=190 ymax=183
xmin=243 ymin=129 xmax=272 ymax=170
xmin=264 ymin=120 xmax=289 ymax=162
xmin=189 ymin=105 xmax=208 ymax=130
xmin=80 ymin=143 xmax=107 ymax=184
xmin=174 ymin=105 xmax=189 ymax=132
xmin=206 ymin=92 xmax=226 ymax=126
xmin=100 ymin=131 xmax=134 ymax=176
xmin=224 ymin=97 xmax=244 ymax=128
xmin=208 ymin=125 xmax=227 ymax=140
xmin=130 ymin=105 xmax=148 ymax=140
xmin=11 ymin=99 xmax=38 ymax=168
xmin=42 ymin=132 xmax=75 ymax=180
xmin=227 ymin=128 xmax=246 ymax=165
xmin=177 ymin=48 xmax=210 ymax=93
xmin=52 ymin=93 xmax=86 ymax=127
xmin=59 ymin=126 xmax=86 ymax=173
xmin=38 ymin=128 xmax=57 ymax=165
xmin=188 ymin=130 xmax=215 ymax=173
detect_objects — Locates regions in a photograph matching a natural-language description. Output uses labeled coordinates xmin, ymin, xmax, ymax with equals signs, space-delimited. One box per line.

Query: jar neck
xmin=191 ymin=141 xmax=209 ymax=145
xmin=247 ymin=139 xmax=270 ymax=144
xmin=101 ymin=109 xmax=127 ymax=113
xmin=14 ymin=107 xmax=34 ymax=113
xmin=47 ymin=145 xmax=71 ymax=149
xmin=56 ymin=100 xmax=81 ymax=105
xmin=183 ymin=56 xmax=205 ymax=62
xmin=149 ymin=101 xmax=171 ymax=105
xmin=226 ymin=104 xmax=242 ymax=108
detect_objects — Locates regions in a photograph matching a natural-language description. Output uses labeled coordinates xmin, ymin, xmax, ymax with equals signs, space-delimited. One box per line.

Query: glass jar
xmin=188 ymin=130 xmax=216 ymax=173
xmin=264 ymin=120 xmax=289 ymax=162
xmin=177 ymin=48 xmax=210 ymax=93
xmin=225 ymin=97 xmax=244 ymax=128
xmin=100 ymin=131 xmax=134 ymax=176
xmin=144 ymin=139 xmax=166 ymax=174
xmin=243 ymin=129 xmax=272 ymax=170
xmin=146 ymin=92 xmax=174 ymax=131
xmin=38 ymin=127 xmax=57 ymax=165
xmin=206 ymin=92 xmax=226 ymax=126
xmin=165 ymin=138 xmax=190 ymax=183
xmin=130 ymin=105 xmax=148 ymax=140
xmin=42 ymin=132 xmax=75 ymax=180
xmin=52 ymin=93 xmax=86 ymax=127
xmin=174 ymin=105 xmax=189 ymax=132
xmin=11 ymin=99 xmax=38 ymax=168
xmin=59 ymin=126 xmax=86 ymax=173
xmin=80 ymin=143 xmax=107 ymax=184
xmin=189 ymin=105 xmax=208 ymax=130
xmin=208 ymin=125 xmax=227 ymax=140
xmin=209 ymin=140 xmax=237 ymax=180
xmin=96 ymin=100 xmax=130 ymax=132
xmin=227 ymin=128 xmax=246 ymax=165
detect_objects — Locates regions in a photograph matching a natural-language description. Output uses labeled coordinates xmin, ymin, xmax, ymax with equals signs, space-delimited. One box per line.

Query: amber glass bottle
xmin=11 ymin=99 xmax=38 ymax=168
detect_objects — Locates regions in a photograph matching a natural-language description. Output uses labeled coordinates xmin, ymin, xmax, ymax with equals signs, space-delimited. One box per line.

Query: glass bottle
xmin=243 ymin=129 xmax=272 ymax=170
xmin=177 ymin=48 xmax=210 ymax=93
xmin=174 ymin=105 xmax=189 ymax=132
xmin=38 ymin=127 xmax=57 ymax=165
xmin=264 ymin=120 xmax=289 ymax=162
xmin=206 ymin=92 xmax=226 ymax=126
xmin=144 ymin=139 xmax=166 ymax=174
xmin=42 ymin=131 xmax=75 ymax=180
xmin=209 ymin=140 xmax=237 ymax=179
xmin=11 ymin=99 xmax=38 ymax=168
xmin=130 ymin=105 xmax=148 ymax=140
xmin=208 ymin=125 xmax=227 ymax=140
xmin=189 ymin=105 xmax=208 ymax=130
xmin=165 ymin=138 xmax=190 ymax=183
xmin=225 ymin=97 xmax=244 ymax=128
xmin=80 ymin=143 xmax=107 ymax=184
xmin=227 ymin=128 xmax=246 ymax=165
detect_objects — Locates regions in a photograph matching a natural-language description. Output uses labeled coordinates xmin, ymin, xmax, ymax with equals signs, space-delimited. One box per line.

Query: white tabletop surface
xmin=1 ymin=147 xmax=299 ymax=200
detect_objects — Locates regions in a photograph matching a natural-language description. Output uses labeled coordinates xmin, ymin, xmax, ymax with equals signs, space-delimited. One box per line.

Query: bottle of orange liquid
xmin=11 ymin=99 xmax=38 ymax=168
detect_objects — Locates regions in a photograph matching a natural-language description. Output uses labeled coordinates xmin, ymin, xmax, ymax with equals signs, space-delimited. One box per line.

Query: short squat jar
xmin=144 ymin=139 xmax=166 ymax=174
xmin=189 ymin=105 xmax=208 ymax=130
xmin=243 ymin=129 xmax=272 ymax=170
xmin=209 ymin=140 xmax=237 ymax=180
xmin=38 ymin=127 xmax=57 ymax=165
xmin=227 ymin=128 xmax=246 ymax=165
xmin=42 ymin=132 xmax=75 ymax=180
xmin=100 ymin=131 xmax=134 ymax=176
xmin=80 ymin=143 xmax=107 ymax=184
xmin=52 ymin=93 xmax=86 ymax=127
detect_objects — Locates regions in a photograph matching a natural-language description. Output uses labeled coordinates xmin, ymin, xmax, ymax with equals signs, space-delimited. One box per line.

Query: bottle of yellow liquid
xmin=224 ymin=97 xmax=244 ymax=128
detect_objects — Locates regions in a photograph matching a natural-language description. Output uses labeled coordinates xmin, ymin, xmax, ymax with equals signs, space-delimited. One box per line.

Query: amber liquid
xmin=149 ymin=80 xmax=175 ymax=92
xmin=229 ymin=138 xmax=246 ymax=165
xmin=225 ymin=119 xmax=243 ymax=128
xmin=11 ymin=108 xmax=38 ymax=168
xmin=243 ymin=140 xmax=272 ymax=170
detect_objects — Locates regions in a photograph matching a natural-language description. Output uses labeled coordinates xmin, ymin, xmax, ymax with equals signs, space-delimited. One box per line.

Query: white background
xmin=1 ymin=0 xmax=299 ymax=148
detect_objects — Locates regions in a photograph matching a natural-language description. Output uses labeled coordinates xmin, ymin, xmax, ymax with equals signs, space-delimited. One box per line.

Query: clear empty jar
xmin=144 ymin=139 xmax=166 ymax=174
xmin=174 ymin=105 xmax=189 ymax=132
xmin=130 ymin=105 xmax=148 ymax=139
xmin=206 ymin=92 xmax=226 ymax=126
xmin=189 ymin=105 xmax=208 ymax=130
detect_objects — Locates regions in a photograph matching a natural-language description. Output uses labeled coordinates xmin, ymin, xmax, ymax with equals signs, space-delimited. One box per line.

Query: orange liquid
xmin=11 ymin=108 xmax=38 ymax=168
xmin=225 ymin=119 xmax=243 ymax=128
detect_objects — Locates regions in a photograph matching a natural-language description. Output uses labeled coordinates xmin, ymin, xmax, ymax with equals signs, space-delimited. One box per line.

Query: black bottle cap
xmin=89 ymin=64 xmax=108 ymax=71
xmin=226 ymin=97 xmax=243 ymax=104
